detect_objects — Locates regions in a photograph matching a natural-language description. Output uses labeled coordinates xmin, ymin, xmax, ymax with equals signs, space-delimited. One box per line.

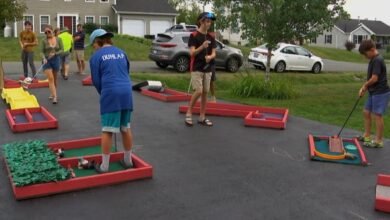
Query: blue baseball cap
xmin=89 ymin=28 xmax=114 ymax=46
xmin=197 ymin=12 xmax=216 ymax=22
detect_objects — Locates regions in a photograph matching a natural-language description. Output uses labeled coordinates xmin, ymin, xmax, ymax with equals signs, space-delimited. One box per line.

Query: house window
xmin=325 ymin=35 xmax=332 ymax=44
xmin=100 ymin=0 xmax=109 ymax=2
xmin=100 ymin=16 xmax=109 ymax=25
xmin=353 ymin=35 xmax=368 ymax=44
xmin=310 ymin=38 xmax=317 ymax=44
xmin=23 ymin=15 xmax=34 ymax=30
xmin=40 ymin=15 xmax=50 ymax=33
xmin=85 ymin=16 xmax=95 ymax=24
xmin=85 ymin=0 xmax=95 ymax=2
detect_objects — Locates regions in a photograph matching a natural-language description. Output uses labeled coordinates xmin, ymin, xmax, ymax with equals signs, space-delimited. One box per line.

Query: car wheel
xmin=312 ymin=62 xmax=322 ymax=74
xmin=175 ymin=56 xmax=189 ymax=73
xmin=155 ymin=62 xmax=169 ymax=69
xmin=226 ymin=58 xmax=239 ymax=73
xmin=275 ymin=61 xmax=286 ymax=73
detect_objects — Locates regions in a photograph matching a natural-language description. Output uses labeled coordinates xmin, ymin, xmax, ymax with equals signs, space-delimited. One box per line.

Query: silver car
xmin=149 ymin=32 xmax=244 ymax=73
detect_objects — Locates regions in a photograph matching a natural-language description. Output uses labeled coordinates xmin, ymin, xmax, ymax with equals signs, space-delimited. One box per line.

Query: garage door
xmin=150 ymin=20 xmax=172 ymax=36
xmin=122 ymin=19 xmax=145 ymax=37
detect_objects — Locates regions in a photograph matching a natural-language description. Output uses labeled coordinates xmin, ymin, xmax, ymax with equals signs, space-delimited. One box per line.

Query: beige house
xmin=12 ymin=0 xmax=177 ymax=37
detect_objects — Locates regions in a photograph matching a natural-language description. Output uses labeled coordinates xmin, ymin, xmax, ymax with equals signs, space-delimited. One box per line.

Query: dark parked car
xmin=149 ymin=32 xmax=244 ymax=73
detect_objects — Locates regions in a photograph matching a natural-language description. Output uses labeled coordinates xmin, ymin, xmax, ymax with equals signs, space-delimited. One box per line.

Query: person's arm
xmin=359 ymin=59 xmax=381 ymax=97
xmin=41 ymin=39 xmax=48 ymax=63
xmin=19 ymin=32 xmax=24 ymax=49
xmin=25 ymin=33 xmax=38 ymax=47
xmin=188 ymin=34 xmax=210 ymax=57
xmin=90 ymin=57 xmax=102 ymax=94
xmin=205 ymin=37 xmax=217 ymax=63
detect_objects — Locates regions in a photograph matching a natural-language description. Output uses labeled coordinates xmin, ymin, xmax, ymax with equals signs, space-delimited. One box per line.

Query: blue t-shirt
xmin=89 ymin=46 xmax=133 ymax=114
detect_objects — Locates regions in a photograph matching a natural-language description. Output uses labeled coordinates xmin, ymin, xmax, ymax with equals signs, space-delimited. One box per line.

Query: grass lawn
xmin=132 ymin=71 xmax=390 ymax=138
xmin=0 ymin=34 xmax=151 ymax=61
xmin=304 ymin=45 xmax=367 ymax=63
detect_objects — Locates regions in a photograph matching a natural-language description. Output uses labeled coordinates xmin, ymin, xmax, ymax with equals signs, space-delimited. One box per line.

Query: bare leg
xmin=64 ymin=64 xmax=70 ymax=77
xmin=374 ymin=114 xmax=384 ymax=143
xmin=186 ymin=91 xmax=202 ymax=116
xmin=121 ymin=129 xmax=133 ymax=151
xmin=101 ymin=132 xmax=112 ymax=155
xmin=363 ymin=110 xmax=372 ymax=138
xmin=200 ymin=91 xmax=208 ymax=120
xmin=80 ymin=60 xmax=85 ymax=73
xmin=44 ymin=69 xmax=56 ymax=98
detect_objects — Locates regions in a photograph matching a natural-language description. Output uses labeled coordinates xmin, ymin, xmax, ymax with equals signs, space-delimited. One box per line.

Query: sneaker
xmin=52 ymin=97 xmax=58 ymax=104
xmin=119 ymin=160 xmax=133 ymax=169
xmin=364 ymin=141 xmax=384 ymax=148
xmin=48 ymin=96 xmax=54 ymax=100
xmin=94 ymin=163 xmax=109 ymax=174
xmin=357 ymin=135 xmax=371 ymax=143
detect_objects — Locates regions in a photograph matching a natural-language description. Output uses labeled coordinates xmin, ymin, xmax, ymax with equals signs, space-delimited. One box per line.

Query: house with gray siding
xmin=310 ymin=18 xmax=390 ymax=49
xmin=11 ymin=0 xmax=176 ymax=37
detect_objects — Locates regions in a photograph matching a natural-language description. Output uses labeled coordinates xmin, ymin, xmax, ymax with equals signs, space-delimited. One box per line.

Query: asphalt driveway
xmin=0 ymin=74 xmax=389 ymax=220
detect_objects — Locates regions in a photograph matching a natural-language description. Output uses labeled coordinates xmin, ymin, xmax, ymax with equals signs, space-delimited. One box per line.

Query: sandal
xmin=198 ymin=118 xmax=213 ymax=127
xmin=185 ymin=115 xmax=193 ymax=127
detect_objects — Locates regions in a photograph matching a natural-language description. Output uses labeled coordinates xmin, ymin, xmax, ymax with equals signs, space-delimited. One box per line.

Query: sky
xmin=344 ymin=0 xmax=390 ymax=25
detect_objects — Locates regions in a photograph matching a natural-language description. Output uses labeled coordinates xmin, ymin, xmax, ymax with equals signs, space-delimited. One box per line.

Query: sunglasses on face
xmin=45 ymin=30 xmax=52 ymax=34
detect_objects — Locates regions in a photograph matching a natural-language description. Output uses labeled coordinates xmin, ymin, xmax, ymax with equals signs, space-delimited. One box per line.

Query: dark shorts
xmin=43 ymin=55 xmax=60 ymax=72
xmin=365 ymin=91 xmax=390 ymax=115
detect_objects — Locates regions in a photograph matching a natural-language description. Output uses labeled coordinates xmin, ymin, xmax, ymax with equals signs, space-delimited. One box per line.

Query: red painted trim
xmin=82 ymin=76 xmax=92 ymax=86
xmin=375 ymin=196 xmax=390 ymax=213
xmin=378 ymin=175 xmax=390 ymax=186
xmin=179 ymin=102 xmax=289 ymax=129
xmin=141 ymin=88 xmax=191 ymax=102
xmin=308 ymin=135 xmax=316 ymax=158
xmin=4 ymin=137 xmax=153 ymax=200
xmin=354 ymin=138 xmax=368 ymax=165
xmin=6 ymin=107 xmax=58 ymax=132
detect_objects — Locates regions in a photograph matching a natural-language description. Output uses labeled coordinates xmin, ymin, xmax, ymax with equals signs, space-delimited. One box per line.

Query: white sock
xmin=124 ymin=150 xmax=133 ymax=166
xmin=100 ymin=154 xmax=110 ymax=171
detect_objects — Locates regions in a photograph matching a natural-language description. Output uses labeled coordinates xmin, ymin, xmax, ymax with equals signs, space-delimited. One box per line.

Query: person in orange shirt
xmin=19 ymin=21 xmax=38 ymax=78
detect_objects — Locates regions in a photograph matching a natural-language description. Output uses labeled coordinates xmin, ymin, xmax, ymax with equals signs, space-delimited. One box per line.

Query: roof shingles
xmin=335 ymin=19 xmax=390 ymax=36
xmin=113 ymin=0 xmax=177 ymax=15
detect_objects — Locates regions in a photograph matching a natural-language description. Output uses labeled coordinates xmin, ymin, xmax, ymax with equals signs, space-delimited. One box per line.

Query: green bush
xmin=83 ymin=23 xmax=99 ymax=34
xmin=101 ymin=24 xmax=118 ymax=33
xmin=231 ymin=73 xmax=298 ymax=100
xmin=117 ymin=34 xmax=152 ymax=46
xmin=384 ymin=53 xmax=390 ymax=60
xmin=386 ymin=45 xmax=390 ymax=53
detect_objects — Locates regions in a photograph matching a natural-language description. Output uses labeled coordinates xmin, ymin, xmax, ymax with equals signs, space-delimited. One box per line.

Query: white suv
xmin=248 ymin=43 xmax=323 ymax=73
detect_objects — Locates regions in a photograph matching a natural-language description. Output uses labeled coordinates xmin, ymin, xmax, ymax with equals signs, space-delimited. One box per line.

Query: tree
xmin=0 ymin=0 xmax=27 ymax=22
xmin=213 ymin=0 xmax=348 ymax=81
xmin=169 ymin=0 xmax=205 ymax=24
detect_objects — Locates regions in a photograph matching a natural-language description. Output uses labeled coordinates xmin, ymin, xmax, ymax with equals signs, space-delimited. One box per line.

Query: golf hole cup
xmin=345 ymin=144 xmax=358 ymax=154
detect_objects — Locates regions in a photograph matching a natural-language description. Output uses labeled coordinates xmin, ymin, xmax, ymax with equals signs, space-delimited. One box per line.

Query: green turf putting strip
xmin=73 ymin=162 xmax=126 ymax=177
xmin=314 ymin=139 xmax=362 ymax=165
xmin=63 ymin=146 xmax=116 ymax=158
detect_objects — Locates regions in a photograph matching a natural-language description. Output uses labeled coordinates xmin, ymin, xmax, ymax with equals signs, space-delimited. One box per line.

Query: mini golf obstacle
xmin=179 ymin=102 xmax=289 ymax=129
xmin=375 ymin=175 xmax=390 ymax=213
xmin=308 ymin=135 xmax=368 ymax=166
xmin=6 ymin=107 xmax=58 ymax=132
xmin=133 ymin=80 xmax=191 ymax=102
xmin=1 ymin=87 xmax=39 ymax=110
xmin=82 ymin=75 xmax=92 ymax=86
xmin=3 ymin=137 xmax=153 ymax=200
xmin=3 ymin=78 xmax=21 ymax=89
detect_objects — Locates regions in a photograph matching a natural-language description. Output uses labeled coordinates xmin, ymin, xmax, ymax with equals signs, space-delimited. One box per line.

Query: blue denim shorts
xmin=43 ymin=55 xmax=60 ymax=72
xmin=365 ymin=92 xmax=390 ymax=115
xmin=101 ymin=110 xmax=132 ymax=133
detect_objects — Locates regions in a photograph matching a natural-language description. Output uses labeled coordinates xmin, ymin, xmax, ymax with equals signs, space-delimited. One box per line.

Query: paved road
xmin=0 ymin=74 xmax=389 ymax=219
xmin=1 ymin=59 xmax=381 ymax=75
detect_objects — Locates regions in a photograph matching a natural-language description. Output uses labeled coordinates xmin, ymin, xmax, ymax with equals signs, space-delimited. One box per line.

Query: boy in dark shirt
xmin=185 ymin=12 xmax=216 ymax=127
xmin=358 ymin=40 xmax=390 ymax=148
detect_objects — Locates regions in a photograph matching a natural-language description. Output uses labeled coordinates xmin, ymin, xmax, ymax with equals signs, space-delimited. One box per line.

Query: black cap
xmin=197 ymin=12 xmax=216 ymax=22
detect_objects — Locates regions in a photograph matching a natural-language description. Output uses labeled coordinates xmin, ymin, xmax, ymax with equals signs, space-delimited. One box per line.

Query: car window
xmin=176 ymin=25 xmax=184 ymax=30
xmin=259 ymin=43 xmax=279 ymax=51
xmin=295 ymin=47 xmax=311 ymax=56
xmin=156 ymin=35 xmax=173 ymax=43
xmin=281 ymin=47 xmax=297 ymax=55
xmin=182 ymin=36 xmax=190 ymax=44
xmin=216 ymin=42 xmax=223 ymax=50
